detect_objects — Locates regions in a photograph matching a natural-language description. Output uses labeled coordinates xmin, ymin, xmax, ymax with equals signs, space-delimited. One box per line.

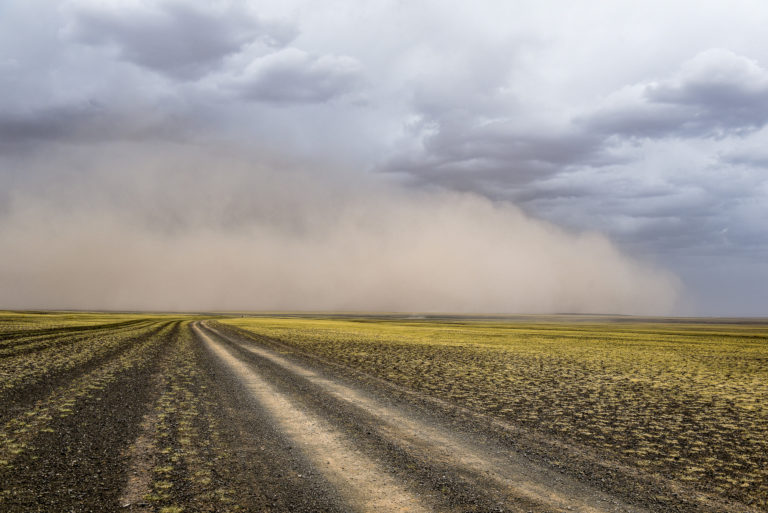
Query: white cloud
xmin=586 ymin=49 xmax=768 ymax=138
xmin=224 ymin=48 xmax=364 ymax=104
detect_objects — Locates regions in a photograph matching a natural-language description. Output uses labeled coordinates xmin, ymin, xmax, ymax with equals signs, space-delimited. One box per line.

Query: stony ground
xmin=0 ymin=312 xmax=764 ymax=512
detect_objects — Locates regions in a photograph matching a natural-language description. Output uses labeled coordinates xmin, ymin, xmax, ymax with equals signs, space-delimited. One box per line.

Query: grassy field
xmin=223 ymin=315 xmax=768 ymax=509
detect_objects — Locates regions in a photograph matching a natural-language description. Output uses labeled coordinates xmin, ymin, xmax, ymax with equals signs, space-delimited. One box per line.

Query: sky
xmin=0 ymin=0 xmax=766 ymax=316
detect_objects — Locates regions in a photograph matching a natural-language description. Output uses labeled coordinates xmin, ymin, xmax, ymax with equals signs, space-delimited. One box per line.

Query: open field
xmin=0 ymin=311 xmax=766 ymax=512
xmin=223 ymin=316 xmax=768 ymax=509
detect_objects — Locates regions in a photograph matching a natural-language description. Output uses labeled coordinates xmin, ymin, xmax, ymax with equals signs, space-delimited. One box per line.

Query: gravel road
xmin=192 ymin=321 xmax=650 ymax=513
xmin=3 ymin=318 xmax=757 ymax=512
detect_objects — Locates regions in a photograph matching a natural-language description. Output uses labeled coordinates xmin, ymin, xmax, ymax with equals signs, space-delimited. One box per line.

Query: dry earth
xmin=0 ymin=316 xmax=763 ymax=512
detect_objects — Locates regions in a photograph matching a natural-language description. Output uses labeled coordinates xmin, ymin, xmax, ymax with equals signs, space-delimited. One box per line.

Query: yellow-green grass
xmin=0 ymin=313 xmax=231 ymax=511
xmin=137 ymin=324 xmax=240 ymax=511
xmin=223 ymin=315 xmax=768 ymax=508
xmin=0 ymin=311 xmax=171 ymax=333
xmin=0 ymin=321 xmax=182 ymax=467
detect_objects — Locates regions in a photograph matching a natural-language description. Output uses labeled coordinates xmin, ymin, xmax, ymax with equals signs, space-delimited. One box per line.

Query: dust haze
xmin=0 ymin=142 xmax=679 ymax=314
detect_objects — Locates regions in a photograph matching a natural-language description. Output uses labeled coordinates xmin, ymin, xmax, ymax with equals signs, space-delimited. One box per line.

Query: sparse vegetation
xmin=0 ymin=312 xmax=300 ymax=512
xmin=223 ymin=316 xmax=768 ymax=509
xmin=137 ymin=324 xmax=242 ymax=512
xmin=1 ymin=311 xmax=766 ymax=511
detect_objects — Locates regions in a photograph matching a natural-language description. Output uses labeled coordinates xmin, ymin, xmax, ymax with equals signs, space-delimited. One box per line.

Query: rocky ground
xmin=0 ymin=315 xmax=763 ymax=512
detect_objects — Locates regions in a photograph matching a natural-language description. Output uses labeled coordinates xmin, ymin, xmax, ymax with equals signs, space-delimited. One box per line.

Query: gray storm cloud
xmin=0 ymin=143 xmax=679 ymax=314
xmin=64 ymin=0 xmax=297 ymax=80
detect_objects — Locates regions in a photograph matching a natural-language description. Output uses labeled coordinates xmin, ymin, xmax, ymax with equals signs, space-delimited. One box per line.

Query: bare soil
xmin=1 ymin=318 xmax=762 ymax=512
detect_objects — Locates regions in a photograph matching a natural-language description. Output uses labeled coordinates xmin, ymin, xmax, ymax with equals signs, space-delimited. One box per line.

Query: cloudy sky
xmin=1 ymin=0 xmax=766 ymax=315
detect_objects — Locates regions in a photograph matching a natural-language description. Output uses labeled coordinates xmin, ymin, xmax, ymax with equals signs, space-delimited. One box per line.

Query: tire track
xmin=0 ymin=320 xmax=156 ymax=358
xmin=200 ymin=322 xmax=648 ymax=513
xmin=0 ymin=321 xmax=179 ymax=512
xmin=0 ymin=321 xmax=176 ymax=471
xmin=0 ymin=318 xmax=150 ymax=346
xmin=0 ymin=321 xmax=169 ymax=423
xmin=193 ymin=322 xmax=432 ymax=513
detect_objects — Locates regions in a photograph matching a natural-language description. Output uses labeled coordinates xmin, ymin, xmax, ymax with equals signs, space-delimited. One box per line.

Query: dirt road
xmin=192 ymin=321 xmax=649 ymax=513
xmin=3 ymin=318 xmax=755 ymax=512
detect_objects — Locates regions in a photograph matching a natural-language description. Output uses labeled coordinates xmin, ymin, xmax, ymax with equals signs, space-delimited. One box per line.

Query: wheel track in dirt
xmin=0 ymin=321 xmax=181 ymax=512
xmin=0 ymin=319 xmax=157 ymax=357
xmin=194 ymin=322 xmax=433 ymax=513
xmin=0 ymin=320 xmax=169 ymax=422
xmin=1 ymin=317 xmax=760 ymax=512
xmin=208 ymin=321 xmax=764 ymax=513
xmin=0 ymin=318 xmax=151 ymax=345
xmin=195 ymin=321 xmax=651 ymax=513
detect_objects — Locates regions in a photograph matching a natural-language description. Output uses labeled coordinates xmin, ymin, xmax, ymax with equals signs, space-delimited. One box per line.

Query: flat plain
xmin=1 ymin=311 xmax=766 ymax=512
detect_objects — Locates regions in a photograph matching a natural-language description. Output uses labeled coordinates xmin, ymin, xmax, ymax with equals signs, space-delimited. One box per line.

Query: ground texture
xmin=0 ymin=312 xmax=765 ymax=512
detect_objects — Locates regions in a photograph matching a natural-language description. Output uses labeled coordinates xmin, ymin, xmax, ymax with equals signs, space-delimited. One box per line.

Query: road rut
xmin=195 ymin=322 xmax=649 ymax=513
xmin=194 ymin=323 xmax=431 ymax=513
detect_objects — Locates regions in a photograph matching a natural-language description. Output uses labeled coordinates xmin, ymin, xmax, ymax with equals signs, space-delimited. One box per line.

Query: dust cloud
xmin=0 ymin=143 xmax=680 ymax=314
